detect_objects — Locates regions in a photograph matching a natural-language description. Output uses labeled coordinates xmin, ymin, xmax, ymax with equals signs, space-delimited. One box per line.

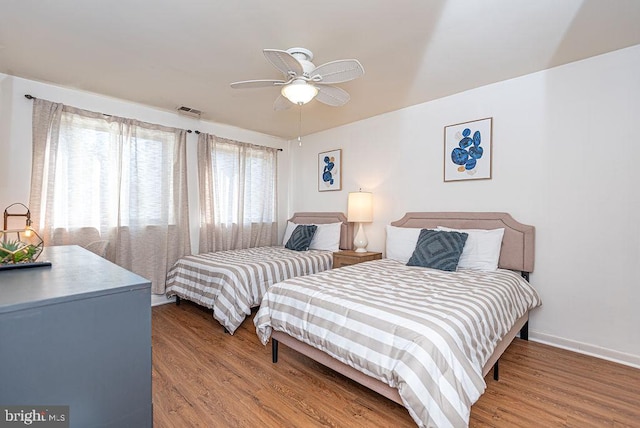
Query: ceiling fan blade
xmin=315 ymin=85 xmax=350 ymax=107
xmin=311 ymin=59 xmax=364 ymax=84
xmin=273 ymin=94 xmax=292 ymax=111
xmin=230 ymin=79 xmax=286 ymax=89
xmin=263 ymin=49 xmax=303 ymax=77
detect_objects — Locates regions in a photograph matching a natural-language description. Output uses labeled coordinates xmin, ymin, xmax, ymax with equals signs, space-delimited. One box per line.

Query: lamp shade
xmin=347 ymin=191 xmax=373 ymax=223
xmin=281 ymin=80 xmax=318 ymax=105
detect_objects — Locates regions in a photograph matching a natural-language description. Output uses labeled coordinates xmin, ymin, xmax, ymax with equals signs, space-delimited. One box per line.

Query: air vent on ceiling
xmin=176 ymin=106 xmax=202 ymax=118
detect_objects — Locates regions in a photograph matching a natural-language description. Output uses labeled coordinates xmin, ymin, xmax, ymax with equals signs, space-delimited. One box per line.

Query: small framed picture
xmin=318 ymin=149 xmax=342 ymax=191
xmin=444 ymin=117 xmax=492 ymax=182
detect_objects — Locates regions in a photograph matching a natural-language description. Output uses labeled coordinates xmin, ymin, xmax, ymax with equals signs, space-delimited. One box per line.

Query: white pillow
xmin=437 ymin=226 xmax=505 ymax=271
xmin=282 ymin=221 xmax=342 ymax=251
xmin=385 ymin=225 xmax=422 ymax=264
xmin=309 ymin=222 xmax=342 ymax=251
xmin=282 ymin=221 xmax=297 ymax=246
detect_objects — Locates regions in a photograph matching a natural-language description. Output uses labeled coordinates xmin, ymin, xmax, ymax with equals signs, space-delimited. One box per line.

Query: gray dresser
xmin=0 ymin=245 xmax=152 ymax=427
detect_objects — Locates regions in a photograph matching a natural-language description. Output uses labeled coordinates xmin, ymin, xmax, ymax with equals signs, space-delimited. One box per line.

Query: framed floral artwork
xmin=318 ymin=149 xmax=342 ymax=191
xmin=444 ymin=117 xmax=492 ymax=182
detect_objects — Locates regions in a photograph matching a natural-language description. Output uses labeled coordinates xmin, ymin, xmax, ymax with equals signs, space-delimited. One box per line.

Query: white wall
xmin=0 ymin=74 xmax=290 ymax=256
xmin=288 ymin=45 xmax=640 ymax=368
xmin=3 ymin=46 xmax=639 ymax=367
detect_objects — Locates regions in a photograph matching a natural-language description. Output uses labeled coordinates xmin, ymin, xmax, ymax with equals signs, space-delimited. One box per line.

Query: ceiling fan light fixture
xmin=231 ymin=47 xmax=364 ymax=110
xmin=281 ymin=80 xmax=318 ymax=105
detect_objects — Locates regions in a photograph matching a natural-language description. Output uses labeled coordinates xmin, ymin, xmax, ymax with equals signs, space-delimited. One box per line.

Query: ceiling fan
xmin=230 ymin=47 xmax=365 ymax=110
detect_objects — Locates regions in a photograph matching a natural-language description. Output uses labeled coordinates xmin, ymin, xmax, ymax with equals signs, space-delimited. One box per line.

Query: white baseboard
xmin=151 ymin=293 xmax=175 ymax=307
xmin=530 ymin=330 xmax=640 ymax=369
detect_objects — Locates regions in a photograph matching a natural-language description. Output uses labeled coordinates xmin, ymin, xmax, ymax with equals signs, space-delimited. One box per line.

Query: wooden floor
xmin=152 ymin=302 xmax=640 ymax=427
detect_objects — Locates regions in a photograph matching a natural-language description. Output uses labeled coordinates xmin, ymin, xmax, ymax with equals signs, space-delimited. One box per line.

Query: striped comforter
xmin=165 ymin=246 xmax=332 ymax=333
xmin=255 ymin=258 xmax=541 ymax=428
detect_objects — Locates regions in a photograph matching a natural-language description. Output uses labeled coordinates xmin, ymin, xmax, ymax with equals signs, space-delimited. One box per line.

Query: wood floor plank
xmin=152 ymin=302 xmax=640 ymax=427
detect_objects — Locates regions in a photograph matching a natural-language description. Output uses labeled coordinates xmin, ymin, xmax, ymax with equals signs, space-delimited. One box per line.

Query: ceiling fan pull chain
xmin=298 ymin=104 xmax=303 ymax=147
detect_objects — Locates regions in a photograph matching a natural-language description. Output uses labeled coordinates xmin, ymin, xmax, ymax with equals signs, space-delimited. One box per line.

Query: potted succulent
xmin=0 ymin=230 xmax=44 ymax=266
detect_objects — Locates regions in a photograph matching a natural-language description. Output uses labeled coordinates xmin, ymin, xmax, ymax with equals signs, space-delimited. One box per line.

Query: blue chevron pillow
xmin=285 ymin=224 xmax=318 ymax=251
xmin=407 ymin=229 xmax=468 ymax=271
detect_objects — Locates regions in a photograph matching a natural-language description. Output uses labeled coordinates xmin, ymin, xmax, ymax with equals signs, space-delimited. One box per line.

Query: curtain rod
xmin=24 ymin=94 xmax=283 ymax=151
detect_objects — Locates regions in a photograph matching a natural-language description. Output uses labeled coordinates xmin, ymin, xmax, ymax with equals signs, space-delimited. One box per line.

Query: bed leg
xmin=272 ymin=339 xmax=279 ymax=363
xmin=493 ymin=360 xmax=499 ymax=381
xmin=520 ymin=321 xmax=529 ymax=341
xmin=175 ymin=296 xmax=181 ymax=306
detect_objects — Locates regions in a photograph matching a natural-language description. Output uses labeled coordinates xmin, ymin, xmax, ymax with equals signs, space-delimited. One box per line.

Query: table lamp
xmin=347 ymin=190 xmax=373 ymax=253
xmin=3 ymin=202 xmax=32 ymax=234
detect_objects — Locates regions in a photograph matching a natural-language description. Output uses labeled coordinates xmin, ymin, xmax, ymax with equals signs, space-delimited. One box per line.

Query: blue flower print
xmin=323 ymin=155 xmax=335 ymax=185
xmin=451 ymin=127 xmax=483 ymax=174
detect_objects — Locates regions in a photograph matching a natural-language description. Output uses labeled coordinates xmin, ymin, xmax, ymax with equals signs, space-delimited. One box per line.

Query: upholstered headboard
xmin=288 ymin=212 xmax=354 ymax=251
xmin=391 ymin=212 xmax=535 ymax=272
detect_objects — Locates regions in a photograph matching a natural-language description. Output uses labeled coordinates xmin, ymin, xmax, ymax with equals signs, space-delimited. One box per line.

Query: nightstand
xmin=333 ymin=250 xmax=382 ymax=268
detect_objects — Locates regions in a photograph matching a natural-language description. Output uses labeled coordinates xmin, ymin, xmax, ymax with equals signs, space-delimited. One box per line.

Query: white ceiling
xmin=1 ymin=1 xmax=639 ymax=139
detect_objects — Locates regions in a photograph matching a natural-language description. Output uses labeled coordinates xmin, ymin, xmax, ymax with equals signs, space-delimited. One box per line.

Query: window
xmin=198 ymin=133 xmax=277 ymax=251
xmin=52 ymin=115 xmax=179 ymax=229
xmin=212 ymin=143 xmax=276 ymax=224
xmin=30 ymin=99 xmax=190 ymax=294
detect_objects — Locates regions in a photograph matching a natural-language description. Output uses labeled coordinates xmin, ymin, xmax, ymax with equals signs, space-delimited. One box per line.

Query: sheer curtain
xmin=29 ymin=98 xmax=191 ymax=294
xmin=198 ymin=133 xmax=277 ymax=252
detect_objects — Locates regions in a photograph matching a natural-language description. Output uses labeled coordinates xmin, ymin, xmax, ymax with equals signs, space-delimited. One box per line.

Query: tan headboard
xmin=288 ymin=212 xmax=354 ymax=251
xmin=391 ymin=212 xmax=535 ymax=272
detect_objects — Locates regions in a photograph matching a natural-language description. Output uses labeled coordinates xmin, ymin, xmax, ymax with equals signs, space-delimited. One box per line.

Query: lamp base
xmin=353 ymin=223 xmax=368 ymax=253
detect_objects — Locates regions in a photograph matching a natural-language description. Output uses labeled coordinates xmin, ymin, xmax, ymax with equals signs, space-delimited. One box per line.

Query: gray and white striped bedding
xmin=165 ymin=246 xmax=332 ymax=333
xmin=254 ymin=258 xmax=542 ymax=428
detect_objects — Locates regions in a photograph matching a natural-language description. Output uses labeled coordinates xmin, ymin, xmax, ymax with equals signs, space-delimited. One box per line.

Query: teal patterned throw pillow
xmin=285 ymin=225 xmax=318 ymax=251
xmin=407 ymin=229 xmax=468 ymax=271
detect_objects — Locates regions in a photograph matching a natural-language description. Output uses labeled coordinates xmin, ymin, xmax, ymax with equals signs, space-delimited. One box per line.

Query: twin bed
xmin=165 ymin=212 xmax=354 ymax=333
xmin=254 ymin=212 xmax=541 ymax=427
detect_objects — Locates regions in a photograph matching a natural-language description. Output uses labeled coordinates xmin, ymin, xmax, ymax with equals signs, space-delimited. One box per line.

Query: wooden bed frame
xmin=271 ymin=212 xmax=535 ymax=406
